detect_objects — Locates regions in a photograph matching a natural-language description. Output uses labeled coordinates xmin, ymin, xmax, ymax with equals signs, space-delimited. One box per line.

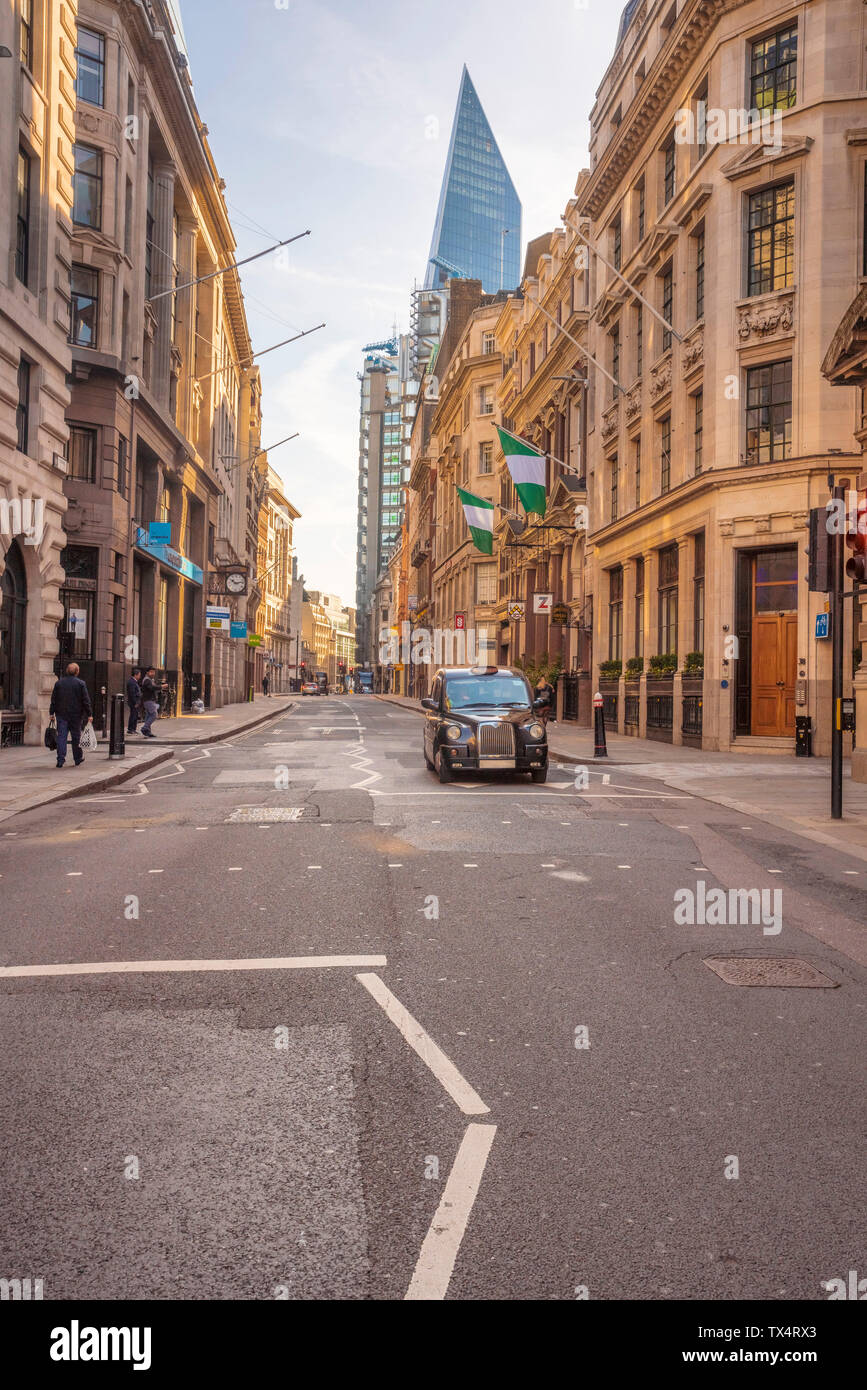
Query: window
xmin=633 ymin=435 xmax=641 ymax=508
xmin=693 ymin=77 xmax=709 ymax=161
xmin=67 ymin=425 xmax=97 ymax=481
xmin=745 ymin=359 xmax=792 ymax=464
xmin=634 ymin=556 xmax=644 ymax=659
xmin=750 ymin=25 xmax=797 ymax=112
xmin=864 ymin=163 xmax=867 ymax=278
xmin=609 ymin=568 xmax=623 ymax=661
xmin=635 ymin=179 xmax=645 ymax=242
xmin=693 ymin=390 xmax=703 ymax=474
xmin=117 ymin=434 xmax=128 ymax=495
xmin=112 ymin=593 xmax=124 ymax=662
xmin=479 ymin=384 xmax=494 ymax=415
xmin=475 ymin=562 xmax=497 ymax=604
xmin=72 ymin=144 xmax=102 ymax=228
xmin=635 ymin=305 xmax=643 ymax=376
xmin=610 ymin=457 xmax=619 ymax=522
xmin=478 ymin=441 xmax=493 ymax=474
xmin=60 ymin=589 xmax=95 ymax=659
xmin=660 ymin=264 xmax=673 ymax=352
xmin=612 ymin=213 xmax=622 ymax=271
xmin=113 ymin=551 xmax=124 ymax=584
xmin=482 ymin=331 xmax=496 ymax=355
xmin=658 ymin=545 xmax=679 ymax=656
xmin=660 ymin=414 xmax=671 ymax=494
xmin=171 ymin=211 xmax=180 ymax=344
xmin=127 ymin=74 xmax=136 ymax=122
xmin=70 ymin=265 xmax=98 ymax=347
xmin=124 ymin=177 xmax=133 ymax=257
xmin=462 ymin=395 xmax=470 ymax=428
xmin=16 ymin=148 xmax=30 ymax=285
xmin=611 ymin=322 xmax=620 ymax=396
xmin=20 ymin=0 xmax=33 ymax=67
xmin=158 ymin=577 xmax=169 ymax=669
xmin=662 ymin=133 xmax=676 ymax=205
xmin=693 ymin=532 xmax=705 ymax=653
xmin=75 ymin=26 xmax=105 ymax=107
xmin=16 ymin=359 xmax=30 ymax=455
xmin=694 ymin=225 xmax=705 ymax=319
xmin=145 ymin=164 xmax=154 ymax=299
xmin=747 ymin=181 xmax=794 ymax=295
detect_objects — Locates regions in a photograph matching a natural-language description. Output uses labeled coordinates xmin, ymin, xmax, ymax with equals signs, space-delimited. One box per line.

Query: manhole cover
xmin=703 ymin=956 xmax=838 ymax=988
xmin=226 ymin=806 xmax=319 ymax=823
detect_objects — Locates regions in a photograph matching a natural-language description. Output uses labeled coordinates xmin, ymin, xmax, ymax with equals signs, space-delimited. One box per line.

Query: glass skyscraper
xmin=424 ymin=67 xmax=521 ymax=295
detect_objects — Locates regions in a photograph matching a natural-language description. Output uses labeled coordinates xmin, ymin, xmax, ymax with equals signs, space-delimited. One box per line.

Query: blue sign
xmin=135 ymin=528 xmax=203 ymax=586
xmin=815 ymin=612 xmax=830 ymax=640
xmin=148 ymin=521 xmax=171 ymax=545
xmin=230 ymin=621 xmax=247 ymax=640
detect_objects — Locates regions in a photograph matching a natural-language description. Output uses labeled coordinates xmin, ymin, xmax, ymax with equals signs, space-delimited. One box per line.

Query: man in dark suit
xmin=126 ymin=668 xmax=142 ymax=733
xmin=49 ymin=662 xmax=93 ymax=768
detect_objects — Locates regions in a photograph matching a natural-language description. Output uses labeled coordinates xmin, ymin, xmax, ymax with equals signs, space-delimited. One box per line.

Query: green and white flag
xmin=496 ymin=425 xmax=546 ymax=517
xmin=456 ymin=486 xmax=494 ymax=554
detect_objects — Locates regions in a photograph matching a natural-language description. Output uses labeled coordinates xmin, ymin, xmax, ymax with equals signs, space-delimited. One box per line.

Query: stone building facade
xmin=579 ymin=0 xmax=865 ymax=755
xmin=0 ymin=0 xmax=77 ymax=745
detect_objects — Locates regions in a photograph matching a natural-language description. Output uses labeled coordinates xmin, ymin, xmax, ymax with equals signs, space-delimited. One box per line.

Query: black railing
xmin=0 ymin=712 xmax=26 ymax=747
xmin=602 ymin=693 xmax=617 ymax=726
xmin=624 ymin=694 xmax=640 ymax=727
xmin=682 ymin=694 xmax=703 ymax=736
xmin=647 ymin=693 xmax=673 ymax=730
xmin=562 ymin=674 xmax=579 ymax=721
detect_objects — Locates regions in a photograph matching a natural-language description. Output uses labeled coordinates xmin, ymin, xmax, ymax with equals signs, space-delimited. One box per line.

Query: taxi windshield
xmin=444 ymin=675 xmax=531 ymax=710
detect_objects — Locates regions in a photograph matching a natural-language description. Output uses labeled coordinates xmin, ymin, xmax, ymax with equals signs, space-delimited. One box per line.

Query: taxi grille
xmin=478 ymin=722 xmax=515 ymax=757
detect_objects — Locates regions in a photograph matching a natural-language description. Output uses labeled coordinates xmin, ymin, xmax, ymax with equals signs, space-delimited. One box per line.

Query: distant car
xmin=421 ymin=666 xmax=549 ymax=783
xmin=301 ymin=682 xmax=320 ymax=695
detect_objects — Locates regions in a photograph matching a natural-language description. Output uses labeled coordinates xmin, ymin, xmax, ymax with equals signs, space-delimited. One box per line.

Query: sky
xmin=180 ymin=0 xmax=626 ymax=603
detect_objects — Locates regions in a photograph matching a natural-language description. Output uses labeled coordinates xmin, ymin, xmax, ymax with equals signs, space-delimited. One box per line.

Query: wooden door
xmin=751 ymin=613 xmax=797 ymax=736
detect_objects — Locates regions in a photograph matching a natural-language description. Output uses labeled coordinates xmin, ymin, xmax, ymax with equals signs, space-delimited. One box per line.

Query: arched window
xmin=0 ymin=540 xmax=28 ymax=709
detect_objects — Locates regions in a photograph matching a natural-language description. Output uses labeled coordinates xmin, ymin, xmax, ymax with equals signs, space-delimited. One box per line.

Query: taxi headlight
xmin=526 ymin=721 xmax=545 ymax=740
xmin=445 ymin=724 xmax=463 ymax=741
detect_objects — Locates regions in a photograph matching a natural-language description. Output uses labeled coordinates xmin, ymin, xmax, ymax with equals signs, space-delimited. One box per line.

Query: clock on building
xmin=226 ymin=572 xmax=247 ymax=594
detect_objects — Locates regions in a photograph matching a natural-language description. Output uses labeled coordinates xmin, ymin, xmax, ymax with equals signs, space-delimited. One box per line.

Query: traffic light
xmin=845 ymin=492 xmax=867 ymax=584
xmin=300 ymin=661 xmax=307 ymax=674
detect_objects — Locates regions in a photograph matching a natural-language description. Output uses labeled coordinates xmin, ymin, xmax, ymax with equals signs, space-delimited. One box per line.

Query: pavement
xmin=375 ymin=693 xmax=867 ymax=864
xmin=0 ymin=694 xmax=864 ymax=1301
xmin=0 ymin=695 xmax=295 ymax=823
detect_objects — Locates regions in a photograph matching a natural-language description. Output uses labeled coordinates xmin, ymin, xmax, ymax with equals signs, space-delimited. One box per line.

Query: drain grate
xmin=703 ymin=956 xmax=838 ymax=988
xmin=226 ymin=806 xmax=319 ymax=823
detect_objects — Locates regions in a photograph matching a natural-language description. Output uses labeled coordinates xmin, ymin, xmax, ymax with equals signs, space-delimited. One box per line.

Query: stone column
xmin=175 ymin=216 xmax=198 ymax=438
xmin=150 ymin=160 xmax=177 ymax=410
xmin=622 ymin=556 xmax=637 ymax=665
xmin=673 ymin=537 xmax=691 ymax=745
xmin=639 ymin=549 xmax=657 ymax=738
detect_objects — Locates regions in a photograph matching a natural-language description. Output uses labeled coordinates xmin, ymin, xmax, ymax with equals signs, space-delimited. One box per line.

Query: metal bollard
xmin=100 ymin=685 xmax=108 ymax=738
xmin=593 ymin=690 xmax=608 ymax=758
xmin=109 ymin=692 xmax=125 ymax=759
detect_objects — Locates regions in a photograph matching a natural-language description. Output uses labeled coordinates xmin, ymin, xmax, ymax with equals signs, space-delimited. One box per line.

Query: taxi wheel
xmin=424 ymin=748 xmax=434 ymax=770
xmin=436 ymin=749 xmax=452 ymax=783
xmin=530 ymin=767 xmax=548 ymax=784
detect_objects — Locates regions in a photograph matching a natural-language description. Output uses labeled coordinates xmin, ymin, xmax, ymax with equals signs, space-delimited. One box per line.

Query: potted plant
xmin=598 ymin=659 xmax=622 ymax=681
xmin=625 ymin=657 xmax=644 ymax=678
xmin=648 ymin=652 xmax=677 ymax=678
xmin=683 ymin=651 xmax=704 ymax=676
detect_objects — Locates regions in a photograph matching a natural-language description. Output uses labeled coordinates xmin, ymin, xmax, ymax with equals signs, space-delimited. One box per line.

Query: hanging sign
xmin=533 ymin=593 xmax=553 ymax=614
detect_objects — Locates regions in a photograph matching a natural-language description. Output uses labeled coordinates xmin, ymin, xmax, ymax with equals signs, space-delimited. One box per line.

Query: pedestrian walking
xmin=262 ymin=673 xmax=270 ymax=697
xmin=49 ymin=662 xmax=93 ymax=768
xmin=534 ymin=673 xmax=556 ymax=726
xmin=126 ymin=668 xmax=142 ymax=733
xmin=140 ymin=667 xmax=159 ymax=738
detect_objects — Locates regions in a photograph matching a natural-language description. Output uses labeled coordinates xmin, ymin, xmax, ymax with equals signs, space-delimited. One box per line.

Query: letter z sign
xmin=533 ymin=593 xmax=553 ymax=614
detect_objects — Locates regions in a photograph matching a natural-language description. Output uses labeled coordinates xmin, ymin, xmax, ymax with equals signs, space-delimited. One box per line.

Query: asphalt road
xmin=0 ymin=694 xmax=864 ymax=1301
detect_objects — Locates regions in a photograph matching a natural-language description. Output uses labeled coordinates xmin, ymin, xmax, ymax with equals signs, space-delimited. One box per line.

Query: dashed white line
xmin=0 ymin=954 xmax=389 ymax=979
xmin=356 ymin=973 xmax=489 ymax=1116
xmin=67 ymin=872 xmax=82 ymax=877
xmin=405 ymin=1122 xmax=497 ymax=1301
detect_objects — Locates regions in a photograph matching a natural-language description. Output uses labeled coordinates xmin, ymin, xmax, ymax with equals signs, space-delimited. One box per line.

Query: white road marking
xmin=388 ymin=863 xmax=403 ymax=868
xmin=542 ymin=863 xmax=556 ymax=868
xmin=602 ymin=774 xmax=611 ymax=785
xmin=308 ymin=865 xmax=321 ymax=870
xmin=767 ymin=869 xmax=782 ymax=874
xmin=356 ymin=973 xmax=489 ymax=1116
xmin=0 ymin=955 xmax=389 ymax=979
xmin=67 ymin=872 xmax=82 ymax=877
xmin=195 ymin=826 xmax=208 ymax=830
xmin=405 ymin=1122 xmax=497 ymax=1301
xmin=228 ymin=867 xmax=243 ymax=871
xmin=147 ymin=869 xmax=163 ymax=874
xmin=617 ymin=864 xmax=631 ymax=869
xmin=843 ymin=870 xmax=859 ymax=875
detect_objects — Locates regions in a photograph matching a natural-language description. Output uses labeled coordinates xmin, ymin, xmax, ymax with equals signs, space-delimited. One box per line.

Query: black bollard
xmin=593 ymin=691 xmax=608 ymax=758
xmin=109 ymin=692 xmax=126 ymax=759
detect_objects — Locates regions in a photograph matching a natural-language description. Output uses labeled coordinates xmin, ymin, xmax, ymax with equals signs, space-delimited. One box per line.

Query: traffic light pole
xmin=830 ymin=483 xmax=845 ymax=820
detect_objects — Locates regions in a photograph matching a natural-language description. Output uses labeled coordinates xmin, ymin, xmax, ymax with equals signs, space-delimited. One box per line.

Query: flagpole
xmin=524 ymin=290 xmax=622 ymax=395
xmin=494 ymin=422 xmax=584 ymax=481
xmin=565 ymin=216 xmax=684 ymax=344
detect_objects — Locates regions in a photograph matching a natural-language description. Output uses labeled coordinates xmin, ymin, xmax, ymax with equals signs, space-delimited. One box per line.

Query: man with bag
xmin=48 ymin=662 xmax=93 ymax=768
xmin=140 ymin=667 xmax=159 ymax=738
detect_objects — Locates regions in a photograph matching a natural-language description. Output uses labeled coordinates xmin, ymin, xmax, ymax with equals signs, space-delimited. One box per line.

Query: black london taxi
xmin=421 ymin=666 xmax=549 ymax=783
